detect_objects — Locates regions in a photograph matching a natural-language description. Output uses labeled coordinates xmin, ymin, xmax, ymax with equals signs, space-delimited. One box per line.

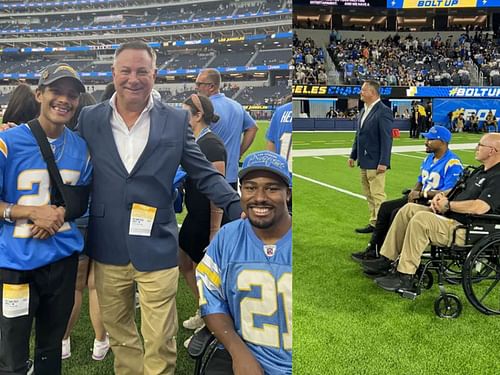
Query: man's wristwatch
xmin=3 ymin=203 xmax=14 ymax=223
xmin=443 ymin=201 xmax=450 ymax=212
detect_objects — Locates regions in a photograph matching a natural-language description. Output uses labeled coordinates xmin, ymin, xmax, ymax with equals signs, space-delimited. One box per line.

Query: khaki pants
xmin=360 ymin=169 xmax=387 ymax=226
xmin=380 ymin=203 xmax=465 ymax=275
xmin=94 ymin=262 xmax=179 ymax=375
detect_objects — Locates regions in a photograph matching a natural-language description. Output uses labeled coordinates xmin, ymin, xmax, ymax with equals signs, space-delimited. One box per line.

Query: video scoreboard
xmin=294 ymin=0 xmax=386 ymax=6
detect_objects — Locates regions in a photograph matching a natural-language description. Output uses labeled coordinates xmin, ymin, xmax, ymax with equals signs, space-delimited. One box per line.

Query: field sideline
xmin=293 ymin=131 xmax=500 ymax=374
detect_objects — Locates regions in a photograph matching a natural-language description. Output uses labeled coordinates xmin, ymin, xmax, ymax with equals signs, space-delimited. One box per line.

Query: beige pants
xmin=94 ymin=261 xmax=179 ymax=375
xmin=360 ymin=169 xmax=387 ymax=226
xmin=380 ymin=203 xmax=465 ymax=275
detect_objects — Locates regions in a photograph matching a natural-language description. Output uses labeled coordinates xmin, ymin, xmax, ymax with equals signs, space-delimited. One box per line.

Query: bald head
xmin=484 ymin=133 xmax=500 ymax=150
xmin=476 ymin=133 xmax=500 ymax=168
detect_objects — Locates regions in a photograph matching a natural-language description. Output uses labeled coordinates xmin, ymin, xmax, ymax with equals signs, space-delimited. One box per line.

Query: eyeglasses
xmin=195 ymin=81 xmax=213 ymax=87
xmin=477 ymin=142 xmax=498 ymax=152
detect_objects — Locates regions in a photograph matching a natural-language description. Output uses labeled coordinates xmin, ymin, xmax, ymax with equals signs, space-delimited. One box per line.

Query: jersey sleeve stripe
xmin=196 ymin=261 xmax=221 ymax=289
xmin=0 ymin=139 xmax=8 ymax=158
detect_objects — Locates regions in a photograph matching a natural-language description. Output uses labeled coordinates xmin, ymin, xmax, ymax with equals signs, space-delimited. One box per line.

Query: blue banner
xmin=0 ymin=9 xmax=291 ymax=35
xmin=432 ymin=98 xmax=499 ymax=128
xmin=1 ymin=0 xmax=120 ymax=9
xmin=0 ymin=64 xmax=289 ymax=80
xmin=407 ymin=86 xmax=500 ymax=98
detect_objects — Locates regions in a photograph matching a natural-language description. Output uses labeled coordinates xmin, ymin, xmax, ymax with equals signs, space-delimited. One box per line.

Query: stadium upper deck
xmin=0 ymin=0 xmax=292 ymax=107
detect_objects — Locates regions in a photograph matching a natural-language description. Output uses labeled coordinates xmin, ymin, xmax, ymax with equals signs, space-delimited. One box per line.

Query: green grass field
xmin=293 ymin=130 xmax=500 ymax=374
xmin=58 ymin=120 xmax=269 ymax=375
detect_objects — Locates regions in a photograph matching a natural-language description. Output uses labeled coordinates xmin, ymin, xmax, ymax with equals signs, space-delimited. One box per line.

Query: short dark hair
xmin=114 ymin=41 xmax=157 ymax=68
xmin=3 ymin=83 xmax=39 ymax=124
xmin=199 ymin=68 xmax=221 ymax=87
xmin=363 ymin=80 xmax=380 ymax=96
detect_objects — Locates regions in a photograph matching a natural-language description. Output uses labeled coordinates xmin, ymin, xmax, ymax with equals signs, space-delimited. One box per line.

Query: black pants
xmin=371 ymin=196 xmax=408 ymax=251
xmin=205 ymin=349 xmax=233 ymax=375
xmin=0 ymin=254 xmax=78 ymax=375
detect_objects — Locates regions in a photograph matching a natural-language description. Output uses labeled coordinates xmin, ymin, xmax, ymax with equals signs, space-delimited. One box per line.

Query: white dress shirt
xmin=360 ymin=98 xmax=380 ymax=128
xmin=109 ymin=93 xmax=153 ymax=173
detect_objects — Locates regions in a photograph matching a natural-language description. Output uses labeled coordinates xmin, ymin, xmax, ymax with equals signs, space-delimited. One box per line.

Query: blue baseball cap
xmin=239 ymin=151 xmax=291 ymax=187
xmin=421 ymin=125 xmax=452 ymax=143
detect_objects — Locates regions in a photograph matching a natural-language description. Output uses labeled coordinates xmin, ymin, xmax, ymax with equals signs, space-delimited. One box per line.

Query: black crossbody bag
xmin=27 ymin=119 xmax=90 ymax=221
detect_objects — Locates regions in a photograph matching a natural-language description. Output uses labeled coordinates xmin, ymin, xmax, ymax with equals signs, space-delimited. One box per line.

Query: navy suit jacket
xmin=78 ymin=100 xmax=241 ymax=271
xmin=350 ymin=101 xmax=393 ymax=170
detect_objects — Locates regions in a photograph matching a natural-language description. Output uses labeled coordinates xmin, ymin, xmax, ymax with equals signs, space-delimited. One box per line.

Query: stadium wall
xmin=293 ymin=118 xmax=410 ymax=131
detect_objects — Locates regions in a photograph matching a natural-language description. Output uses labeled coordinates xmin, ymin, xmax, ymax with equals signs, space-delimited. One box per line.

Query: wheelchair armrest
xmin=187 ymin=326 xmax=216 ymax=359
xmin=466 ymin=213 xmax=500 ymax=222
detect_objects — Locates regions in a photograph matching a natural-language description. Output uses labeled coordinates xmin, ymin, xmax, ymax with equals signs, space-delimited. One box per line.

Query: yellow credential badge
xmin=2 ymin=283 xmax=29 ymax=318
xmin=129 ymin=203 xmax=157 ymax=237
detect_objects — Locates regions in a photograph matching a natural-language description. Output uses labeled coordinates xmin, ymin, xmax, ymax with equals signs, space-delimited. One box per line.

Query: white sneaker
xmin=183 ymin=325 xmax=205 ymax=349
xmin=61 ymin=337 xmax=71 ymax=359
xmin=182 ymin=309 xmax=204 ymax=330
xmin=92 ymin=334 xmax=110 ymax=361
xmin=26 ymin=359 xmax=34 ymax=375
xmin=183 ymin=335 xmax=193 ymax=349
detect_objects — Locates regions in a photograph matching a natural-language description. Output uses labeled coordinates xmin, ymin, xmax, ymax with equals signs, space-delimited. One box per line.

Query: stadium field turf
xmin=293 ymin=130 xmax=500 ymax=374
xmin=54 ymin=120 xmax=270 ymax=375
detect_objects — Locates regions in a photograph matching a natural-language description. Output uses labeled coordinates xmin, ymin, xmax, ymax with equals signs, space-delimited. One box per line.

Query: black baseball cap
xmin=38 ymin=63 xmax=86 ymax=93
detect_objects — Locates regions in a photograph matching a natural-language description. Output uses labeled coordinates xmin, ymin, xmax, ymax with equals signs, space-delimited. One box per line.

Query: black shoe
xmin=361 ymin=256 xmax=392 ymax=274
xmin=363 ymin=268 xmax=390 ymax=279
xmin=355 ymin=225 xmax=375 ymax=234
xmin=375 ymin=272 xmax=415 ymax=292
xmin=351 ymin=246 xmax=378 ymax=263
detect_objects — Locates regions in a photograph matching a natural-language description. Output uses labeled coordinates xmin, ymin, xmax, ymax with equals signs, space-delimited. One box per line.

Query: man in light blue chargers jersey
xmin=195 ymin=68 xmax=258 ymax=189
xmin=196 ymin=151 xmax=292 ymax=375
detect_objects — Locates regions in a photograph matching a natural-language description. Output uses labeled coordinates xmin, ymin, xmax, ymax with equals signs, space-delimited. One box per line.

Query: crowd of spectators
xmin=328 ymin=32 xmax=484 ymax=86
xmin=327 ymin=30 xmax=500 ymax=86
xmin=292 ymin=32 xmax=328 ymax=85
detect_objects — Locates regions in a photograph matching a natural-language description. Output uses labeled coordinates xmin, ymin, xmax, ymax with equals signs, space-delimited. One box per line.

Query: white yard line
xmin=313 ymin=156 xmax=324 ymax=160
xmin=294 ymin=173 xmax=366 ymax=200
xmin=292 ymin=143 xmax=478 ymax=157
xmin=393 ymin=153 xmax=425 ymax=160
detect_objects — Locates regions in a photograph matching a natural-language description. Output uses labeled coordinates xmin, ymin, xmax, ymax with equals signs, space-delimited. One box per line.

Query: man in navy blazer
xmin=78 ymin=41 xmax=241 ymax=375
xmin=348 ymin=80 xmax=393 ymax=234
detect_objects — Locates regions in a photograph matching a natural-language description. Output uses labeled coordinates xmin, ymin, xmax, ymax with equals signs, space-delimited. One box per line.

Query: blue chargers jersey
xmin=418 ymin=149 xmax=463 ymax=193
xmin=266 ymin=102 xmax=292 ymax=170
xmin=196 ymin=219 xmax=292 ymax=375
xmin=0 ymin=124 xmax=92 ymax=270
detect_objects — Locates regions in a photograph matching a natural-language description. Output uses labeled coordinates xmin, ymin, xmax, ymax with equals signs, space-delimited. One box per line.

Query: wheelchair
xmin=400 ymin=213 xmax=500 ymax=319
xmin=187 ymin=326 xmax=218 ymax=375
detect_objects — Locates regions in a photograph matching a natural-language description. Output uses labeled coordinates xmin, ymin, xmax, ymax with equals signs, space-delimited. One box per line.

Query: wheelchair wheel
xmin=462 ymin=235 xmax=500 ymax=315
xmin=434 ymin=294 xmax=462 ymax=319
xmin=421 ymin=270 xmax=434 ymax=290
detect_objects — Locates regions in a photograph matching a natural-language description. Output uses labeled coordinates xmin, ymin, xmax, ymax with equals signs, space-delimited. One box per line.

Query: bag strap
xmin=27 ymin=119 xmax=66 ymax=203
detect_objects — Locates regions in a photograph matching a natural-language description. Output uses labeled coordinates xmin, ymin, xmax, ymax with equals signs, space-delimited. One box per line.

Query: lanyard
xmin=195 ymin=127 xmax=211 ymax=143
